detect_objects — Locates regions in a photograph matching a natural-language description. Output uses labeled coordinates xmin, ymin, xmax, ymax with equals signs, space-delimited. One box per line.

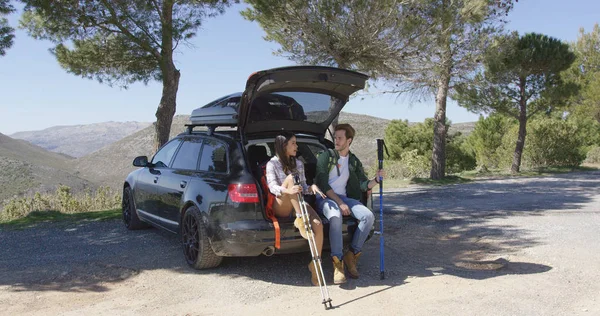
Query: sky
xmin=1 ymin=0 xmax=599 ymax=135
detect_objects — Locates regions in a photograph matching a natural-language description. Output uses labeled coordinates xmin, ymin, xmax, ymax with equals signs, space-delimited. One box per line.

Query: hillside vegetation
xmin=0 ymin=133 xmax=94 ymax=204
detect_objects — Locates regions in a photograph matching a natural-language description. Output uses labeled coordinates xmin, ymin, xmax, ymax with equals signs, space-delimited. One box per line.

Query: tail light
xmin=228 ymin=183 xmax=259 ymax=203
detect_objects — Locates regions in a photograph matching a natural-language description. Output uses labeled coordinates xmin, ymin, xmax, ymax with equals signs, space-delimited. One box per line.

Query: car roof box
xmin=190 ymin=106 xmax=237 ymax=126
xmin=189 ymin=93 xmax=242 ymax=127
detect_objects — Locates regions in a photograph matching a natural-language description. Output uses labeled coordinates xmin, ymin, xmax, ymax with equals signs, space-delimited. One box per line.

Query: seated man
xmin=314 ymin=124 xmax=384 ymax=284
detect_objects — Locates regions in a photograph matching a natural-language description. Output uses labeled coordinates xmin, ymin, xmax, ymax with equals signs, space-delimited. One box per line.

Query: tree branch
xmin=98 ymin=0 xmax=161 ymax=61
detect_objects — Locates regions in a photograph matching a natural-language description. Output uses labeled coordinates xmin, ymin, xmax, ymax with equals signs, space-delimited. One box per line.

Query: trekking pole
xmin=293 ymin=174 xmax=333 ymax=310
xmin=376 ymin=139 xmax=389 ymax=280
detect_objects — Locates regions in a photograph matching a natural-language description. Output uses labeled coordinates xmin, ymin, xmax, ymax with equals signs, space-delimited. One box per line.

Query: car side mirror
xmin=133 ymin=156 xmax=149 ymax=167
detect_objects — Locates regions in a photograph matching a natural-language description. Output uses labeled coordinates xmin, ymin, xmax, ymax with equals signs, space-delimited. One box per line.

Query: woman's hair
xmin=274 ymin=132 xmax=297 ymax=174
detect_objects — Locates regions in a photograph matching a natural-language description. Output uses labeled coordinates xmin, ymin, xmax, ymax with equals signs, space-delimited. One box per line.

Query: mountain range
xmin=11 ymin=121 xmax=151 ymax=158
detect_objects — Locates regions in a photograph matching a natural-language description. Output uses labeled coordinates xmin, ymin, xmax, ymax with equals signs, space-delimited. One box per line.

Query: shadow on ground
xmin=1 ymin=171 xmax=598 ymax=294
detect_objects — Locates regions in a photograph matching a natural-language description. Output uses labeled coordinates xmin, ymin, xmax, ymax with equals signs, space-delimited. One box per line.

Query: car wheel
xmin=182 ymin=206 xmax=223 ymax=269
xmin=122 ymin=186 xmax=148 ymax=230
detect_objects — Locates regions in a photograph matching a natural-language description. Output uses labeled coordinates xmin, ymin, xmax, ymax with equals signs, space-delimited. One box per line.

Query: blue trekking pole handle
xmin=377 ymin=139 xmax=386 ymax=280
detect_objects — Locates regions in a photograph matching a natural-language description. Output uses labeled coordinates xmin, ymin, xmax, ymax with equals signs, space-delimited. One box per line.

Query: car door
xmin=155 ymin=137 xmax=203 ymax=231
xmin=191 ymin=138 xmax=229 ymax=219
xmin=136 ymin=138 xmax=182 ymax=226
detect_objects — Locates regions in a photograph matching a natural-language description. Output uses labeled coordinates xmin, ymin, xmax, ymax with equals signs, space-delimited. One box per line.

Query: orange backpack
xmin=259 ymin=163 xmax=281 ymax=249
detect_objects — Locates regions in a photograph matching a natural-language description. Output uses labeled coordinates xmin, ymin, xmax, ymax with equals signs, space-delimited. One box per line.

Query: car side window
xmin=151 ymin=139 xmax=182 ymax=168
xmin=171 ymin=138 xmax=203 ymax=170
xmin=199 ymin=139 xmax=228 ymax=173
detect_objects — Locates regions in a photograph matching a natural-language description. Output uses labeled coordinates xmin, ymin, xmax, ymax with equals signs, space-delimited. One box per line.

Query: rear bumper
xmin=209 ymin=217 xmax=366 ymax=257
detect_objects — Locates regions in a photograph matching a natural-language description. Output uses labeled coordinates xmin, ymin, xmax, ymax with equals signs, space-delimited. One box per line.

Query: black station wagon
xmin=121 ymin=66 xmax=372 ymax=269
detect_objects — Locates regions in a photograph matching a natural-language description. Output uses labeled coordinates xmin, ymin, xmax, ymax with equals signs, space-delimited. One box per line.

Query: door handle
xmin=153 ymin=176 xmax=159 ymax=183
xmin=180 ymin=181 xmax=187 ymax=189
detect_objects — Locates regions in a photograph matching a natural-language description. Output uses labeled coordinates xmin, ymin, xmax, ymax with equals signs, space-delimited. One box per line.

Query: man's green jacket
xmin=314 ymin=149 xmax=370 ymax=201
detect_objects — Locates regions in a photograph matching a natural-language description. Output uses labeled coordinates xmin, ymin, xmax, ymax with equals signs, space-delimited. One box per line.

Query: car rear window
xmin=248 ymin=92 xmax=343 ymax=124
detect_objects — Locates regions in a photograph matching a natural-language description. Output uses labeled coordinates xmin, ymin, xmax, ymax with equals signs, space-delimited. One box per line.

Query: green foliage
xmin=465 ymin=114 xmax=517 ymax=169
xmin=493 ymin=117 xmax=587 ymax=169
xmin=446 ymin=133 xmax=476 ymax=174
xmin=566 ymin=23 xmax=600 ymax=123
xmin=0 ymin=0 xmax=14 ymax=56
xmin=454 ymin=32 xmax=577 ymax=119
xmin=384 ymin=118 xmax=475 ymax=175
xmin=569 ymin=115 xmax=600 ymax=150
xmin=385 ymin=118 xmax=438 ymax=159
xmin=584 ymin=146 xmax=600 ymax=164
xmin=399 ymin=150 xmax=431 ymax=178
xmin=0 ymin=186 xmax=121 ymax=223
xmin=524 ymin=118 xmax=585 ymax=167
xmin=367 ymin=152 xmax=429 ymax=179
xmin=1 ymin=209 xmax=121 ymax=229
xmin=496 ymin=124 xmax=520 ymax=169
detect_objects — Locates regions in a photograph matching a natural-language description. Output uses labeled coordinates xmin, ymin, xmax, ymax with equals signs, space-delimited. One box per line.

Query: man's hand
xmin=339 ymin=203 xmax=351 ymax=216
xmin=377 ymin=169 xmax=386 ymax=180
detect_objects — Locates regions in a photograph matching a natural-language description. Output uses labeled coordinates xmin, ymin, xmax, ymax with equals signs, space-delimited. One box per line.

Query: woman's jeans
xmin=316 ymin=195 xmax=374 ymax=259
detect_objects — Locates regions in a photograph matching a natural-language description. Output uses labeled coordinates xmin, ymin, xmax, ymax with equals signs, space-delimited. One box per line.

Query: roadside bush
xmin=465 ymin=114 xmax=517 ymax=169
xmin=385 ymin=118 xmax=474 ymax=175
xmin=0 ymin=186 xmax=121 ymax=223
xmin=400 ymin=150 xmax=430 ymax=178
xmin=525 ymin=118 xmax=585 ymax=167
xmin=367 ymin=151 xmax=430 ymax=179
xmin=447 ymin=133 xmax=477 ymax=174
xmin=569 ymin=116 xmax=600 ymax=152
xmin=584 ymin=146 xmax=600 ymax=164
xmin=385 ymin=118 xmax=438 ymax=159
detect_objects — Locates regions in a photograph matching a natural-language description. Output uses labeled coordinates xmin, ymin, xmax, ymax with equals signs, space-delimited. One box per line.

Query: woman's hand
xmin=310 ymin=184 xmax=326 ymax=198
xmin=287 ymin=185 xmax=302 ymax=195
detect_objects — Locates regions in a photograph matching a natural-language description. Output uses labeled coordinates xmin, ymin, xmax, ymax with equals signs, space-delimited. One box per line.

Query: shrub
xmin=0 ymin=186 xmax=121 ymax=223
xmin=447 ymin=133 xmax=477 ymax=174
xmin=584 ymin=146 xmax=600 ymax=164
xmin=367 ymin=151 xmax=430 ymax=179
xmin=465 ymin=114 xmax=517 ymax=169
xmin=385 ymin=118 xmax=474 ymax=175
xmin=525 ymin=118 xmax=585 ymax=167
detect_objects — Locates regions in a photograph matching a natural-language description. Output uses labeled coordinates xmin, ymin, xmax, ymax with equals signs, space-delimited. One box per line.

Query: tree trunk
xmin=327 ymin=60 xmax=349 ymax=140
xmin=430 ymin=73 xmax=450 ymax=180
xmin=511 ymin=78 xmax=528 ymax=173
xmin=153 ymin=1 xmax=179 ymax=154
xmin=153 ymin=61 xmax=180 ymax=153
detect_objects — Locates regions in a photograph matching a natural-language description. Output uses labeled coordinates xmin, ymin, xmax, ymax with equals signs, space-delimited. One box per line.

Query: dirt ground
xmin=1 ymin=171 xmax=599 ymax=315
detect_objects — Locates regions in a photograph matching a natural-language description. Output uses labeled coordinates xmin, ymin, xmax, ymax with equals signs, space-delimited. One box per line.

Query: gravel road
xmin=1 ymin=171 xmax=599 ymax=315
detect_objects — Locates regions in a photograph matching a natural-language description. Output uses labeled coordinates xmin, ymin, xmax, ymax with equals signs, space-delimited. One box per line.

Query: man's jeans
xmin=316 ymin=195 xmax=374 ymax=259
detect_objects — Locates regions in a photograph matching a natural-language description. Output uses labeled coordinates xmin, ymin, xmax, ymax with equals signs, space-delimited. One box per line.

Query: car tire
xmin=182 ymin=206 xmax=223 ymax=269
xmin=122 ymin=186 xmax=148 ymax=230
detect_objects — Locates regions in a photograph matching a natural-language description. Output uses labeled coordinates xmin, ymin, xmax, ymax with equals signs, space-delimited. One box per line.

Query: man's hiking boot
xmin=308 ymin=262 xmax=323 ymax=286
xmin=343 ymin=250 xmax=362 ymax=279
xmin=332 ymin=256 xmax=347 ymax=284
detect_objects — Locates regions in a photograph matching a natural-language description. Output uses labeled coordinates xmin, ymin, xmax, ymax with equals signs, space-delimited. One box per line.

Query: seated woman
xmin=266 ymin=132 xmax=326 ymax=286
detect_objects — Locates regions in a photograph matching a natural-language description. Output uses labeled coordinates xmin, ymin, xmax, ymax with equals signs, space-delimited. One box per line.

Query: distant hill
xmin=337 ymin=112 xmax=390 ymax=169
xmin=11 ymin=121 xmax=151 ymax=158
xmin=73 ymin=116 xmax=192 ymax=190
xmin=0 ymin=133 xmax=95 ymax=204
